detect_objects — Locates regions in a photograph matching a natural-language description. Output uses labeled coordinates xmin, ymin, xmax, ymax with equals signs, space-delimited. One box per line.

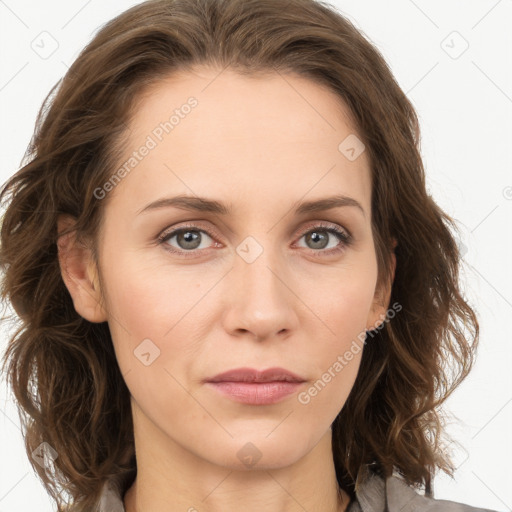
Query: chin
xmin=198 ymin=430 xmax=316 ymax=471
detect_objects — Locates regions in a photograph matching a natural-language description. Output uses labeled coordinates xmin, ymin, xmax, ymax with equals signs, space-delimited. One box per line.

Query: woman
xmin=0 ymin=0 xmax=498 ymax=511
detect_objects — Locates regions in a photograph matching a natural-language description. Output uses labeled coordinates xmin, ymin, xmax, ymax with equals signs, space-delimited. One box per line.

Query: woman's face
xmin=85 ymin=67 xmax=392 ymax=470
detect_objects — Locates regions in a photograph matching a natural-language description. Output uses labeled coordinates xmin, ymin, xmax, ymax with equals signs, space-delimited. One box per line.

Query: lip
xmin=206 ymin=367 xmax=306 ymax=383
xmin=205 ymin=367 xmax=307 ymax=405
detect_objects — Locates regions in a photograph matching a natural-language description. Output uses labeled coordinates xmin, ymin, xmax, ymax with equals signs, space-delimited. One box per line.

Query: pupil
xmin=179 ymin=230 xmax=200 ymax=249
xmin=308 ymin=230 xmax=328 ymax=249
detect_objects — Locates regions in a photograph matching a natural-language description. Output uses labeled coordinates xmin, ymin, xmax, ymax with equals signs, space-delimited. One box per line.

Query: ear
xmin=366 ymin=237 xmax=397 ymax=331
xmin=57 ymin=214 xmax=108 ymax=323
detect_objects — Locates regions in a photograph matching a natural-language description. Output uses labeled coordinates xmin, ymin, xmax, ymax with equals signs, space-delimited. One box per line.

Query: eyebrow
xmin=137 ymin=194 xmax=366 ymax=218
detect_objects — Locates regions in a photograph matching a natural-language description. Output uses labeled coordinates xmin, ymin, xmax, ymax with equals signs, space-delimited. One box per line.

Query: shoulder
xmin=349 ymin=467 xmax=499 ymax=512
xmin=386 ymin=474 xmax=498 ymax=512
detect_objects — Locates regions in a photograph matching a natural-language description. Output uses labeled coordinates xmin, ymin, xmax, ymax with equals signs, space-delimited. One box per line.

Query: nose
xmin=221 ymin=244 xmax=299 ymax=342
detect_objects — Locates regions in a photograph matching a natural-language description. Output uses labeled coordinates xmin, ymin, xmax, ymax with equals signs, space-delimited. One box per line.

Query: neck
xmin=123 ymin=405 xmax=351 ymax=512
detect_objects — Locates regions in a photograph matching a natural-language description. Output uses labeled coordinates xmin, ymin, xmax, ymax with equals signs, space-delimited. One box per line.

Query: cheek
xmin=99 ymin=252 xmax=187 ymax=375
xmin=102 ymin=258 xmax=201 ymax=419
xmin=303 ymin=263 xmax=376 ymax=390
xmin=309 ymin=263 xmax=378 ymax=340
xmin=103 ymin=252 xmax=200 ymax=332
xmin=296 ymin=281 xmax=370 ymax=414
xmin=101 ymin=251 xmax=223 ymax=394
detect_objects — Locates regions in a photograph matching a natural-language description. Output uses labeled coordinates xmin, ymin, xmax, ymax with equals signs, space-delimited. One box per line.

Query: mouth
xmin=204 ymin=367 xmax=307 ymax=405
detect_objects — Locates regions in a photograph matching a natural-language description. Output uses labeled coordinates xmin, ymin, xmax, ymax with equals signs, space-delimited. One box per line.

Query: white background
xmin=0 ymin=0 xmax=511 ymax=511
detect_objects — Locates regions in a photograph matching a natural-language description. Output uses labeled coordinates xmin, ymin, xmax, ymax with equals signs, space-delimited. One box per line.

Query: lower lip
xmin=206 ymin=381 xmax=304 ymax=405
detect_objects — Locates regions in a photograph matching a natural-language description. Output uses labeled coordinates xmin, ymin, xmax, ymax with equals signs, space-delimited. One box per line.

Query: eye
xmin=156 ymin=221 xmax=352 ymax=258
xmin=157 ymin=224 xmax=218 ymax=258
xmin=295 ymin=222 xmax=352 ymax=256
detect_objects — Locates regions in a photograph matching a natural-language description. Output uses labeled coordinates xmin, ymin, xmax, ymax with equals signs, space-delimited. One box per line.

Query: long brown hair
xmin=0 ymin=0 xmax=479 ymax=509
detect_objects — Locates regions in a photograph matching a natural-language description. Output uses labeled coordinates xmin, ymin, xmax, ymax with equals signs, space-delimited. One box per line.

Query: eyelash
xmin=156 ymin=221 xmax=352 ymax=259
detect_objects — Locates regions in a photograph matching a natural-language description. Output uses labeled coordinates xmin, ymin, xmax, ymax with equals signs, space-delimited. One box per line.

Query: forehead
xmin=107 ymin=66 xmax=372 ymax=216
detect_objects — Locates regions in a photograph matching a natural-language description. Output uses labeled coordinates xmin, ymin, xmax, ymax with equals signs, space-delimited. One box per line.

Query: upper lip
xmin=206 ymin=367 xmax=306 ymax=383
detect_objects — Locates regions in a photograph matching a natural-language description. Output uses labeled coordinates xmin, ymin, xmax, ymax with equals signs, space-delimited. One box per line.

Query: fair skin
xmin=58 ymin=66 xmax=395 ymax=512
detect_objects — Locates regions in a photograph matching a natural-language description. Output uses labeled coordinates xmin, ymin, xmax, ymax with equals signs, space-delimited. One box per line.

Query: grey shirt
xmin=96 ymin=465 xmax=499 ymax=512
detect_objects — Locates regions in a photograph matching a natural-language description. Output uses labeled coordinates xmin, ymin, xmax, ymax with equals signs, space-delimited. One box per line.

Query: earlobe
xmin=57 ymin=215 xmax=108 ymax=323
